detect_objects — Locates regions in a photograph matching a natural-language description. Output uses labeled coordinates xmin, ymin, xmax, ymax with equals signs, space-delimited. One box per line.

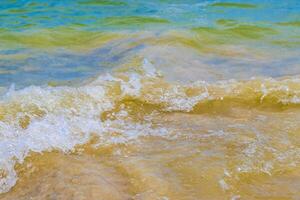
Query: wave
xmin=0 ymin=59 xmax=300 ymax=193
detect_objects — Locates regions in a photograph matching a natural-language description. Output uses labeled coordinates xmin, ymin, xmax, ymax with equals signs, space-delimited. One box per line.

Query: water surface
xmin=0 ymin=0 xmax=300 ymax=199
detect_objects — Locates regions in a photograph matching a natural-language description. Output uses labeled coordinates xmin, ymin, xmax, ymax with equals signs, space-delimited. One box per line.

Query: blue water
xmin=0 ymin=0 xmax=299 ymax=31
xmin=0 ymin=0 xmax=299 ymax=88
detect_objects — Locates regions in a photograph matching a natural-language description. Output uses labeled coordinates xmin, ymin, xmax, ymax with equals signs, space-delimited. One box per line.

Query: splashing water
xmin=0 ymin=60 xmax=300 ymax=199
xmin=0 ymin=0 xmax=300 ymax=199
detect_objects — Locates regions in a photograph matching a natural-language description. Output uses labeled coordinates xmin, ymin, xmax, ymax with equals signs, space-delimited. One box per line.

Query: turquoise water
xmin=0 ymin=0 xmax=299 ymax=88
xmin=0 ymin=0 xmax=299 ymax=31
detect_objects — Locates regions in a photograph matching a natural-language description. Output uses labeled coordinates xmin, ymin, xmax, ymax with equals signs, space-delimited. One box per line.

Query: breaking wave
xmin=1 ymin=59 xmax=300 ymax=193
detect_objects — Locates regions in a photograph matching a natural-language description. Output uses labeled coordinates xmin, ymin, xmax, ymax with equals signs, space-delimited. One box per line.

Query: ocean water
xmin=0 ymin=0 xmax=300 ymax=199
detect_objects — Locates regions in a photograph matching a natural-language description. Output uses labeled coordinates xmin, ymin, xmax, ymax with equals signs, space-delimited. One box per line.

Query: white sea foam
xmin=1 ymin=60 xmax=300 ymax=193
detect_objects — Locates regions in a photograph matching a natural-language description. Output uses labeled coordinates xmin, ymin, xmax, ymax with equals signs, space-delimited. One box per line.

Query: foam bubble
xmin=1 ymin=61 xmax=300 ymax=193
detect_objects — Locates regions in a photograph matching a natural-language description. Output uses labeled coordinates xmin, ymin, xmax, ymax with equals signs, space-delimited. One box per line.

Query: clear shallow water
xmin=0 ymin=0 xmax=300 ymax=199
xmin=0 ymin=0 xmax=299 ymax=87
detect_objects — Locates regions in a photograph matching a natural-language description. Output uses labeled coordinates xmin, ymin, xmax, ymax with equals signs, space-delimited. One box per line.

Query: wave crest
xmin=0 ymin=59 xmax=300 ymax=193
